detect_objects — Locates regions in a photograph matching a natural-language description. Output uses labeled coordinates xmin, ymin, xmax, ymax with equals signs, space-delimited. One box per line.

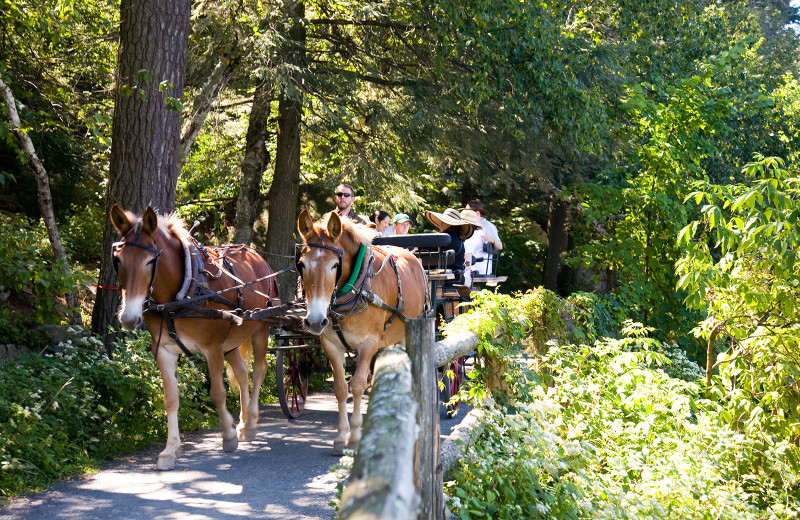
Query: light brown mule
xmin=297 ymin=210 xmax=426 ymax=454
xmin=110 ymin=204 xmax=279 ymax=470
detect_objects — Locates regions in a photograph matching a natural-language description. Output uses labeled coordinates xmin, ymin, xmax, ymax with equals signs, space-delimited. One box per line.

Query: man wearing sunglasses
xmin=333 ymin=183 xmax=366 ymax=225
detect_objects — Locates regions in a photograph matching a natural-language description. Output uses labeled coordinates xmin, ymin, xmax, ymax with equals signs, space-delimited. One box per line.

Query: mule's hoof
xmin=156 ymin=454 xmax=177 ymax=471
xmin=331 ymin=442 xmax=345 ymax=456
xmin=237 ymin=427 xmax=256 ymax=442
xmin=223 ymin=436 xmax=239 ymax=452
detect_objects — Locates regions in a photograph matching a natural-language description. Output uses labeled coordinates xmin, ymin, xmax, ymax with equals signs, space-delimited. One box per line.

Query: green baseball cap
xmin=392 ymin=213 xmax=411 ymax=224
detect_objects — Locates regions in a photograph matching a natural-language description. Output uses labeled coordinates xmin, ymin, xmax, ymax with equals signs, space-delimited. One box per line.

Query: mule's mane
xmin=318 ymin=211 xmax=374 ymax=247
xmin=159 ymin=213 xmax=191 ymax=245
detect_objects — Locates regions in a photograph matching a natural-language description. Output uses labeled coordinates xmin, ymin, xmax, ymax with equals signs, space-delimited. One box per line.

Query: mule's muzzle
xmin=303 ymin=317 xmax=329 ymax=335
xmin=119 ymin=315 xmax=144 ymax=331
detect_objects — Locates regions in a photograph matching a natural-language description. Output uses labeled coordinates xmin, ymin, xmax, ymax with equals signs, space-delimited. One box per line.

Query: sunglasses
xmin=335 ymin=192 xmax=352 ymax=198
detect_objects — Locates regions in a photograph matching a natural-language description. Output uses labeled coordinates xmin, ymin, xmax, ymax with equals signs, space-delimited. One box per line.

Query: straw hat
xmin=459 ymin=209 xmax=482 ymax=228
xmin=424 ymin=208 xmax=479 ymax=238
xmin=460 ymin=200 xmax=488 ymax=216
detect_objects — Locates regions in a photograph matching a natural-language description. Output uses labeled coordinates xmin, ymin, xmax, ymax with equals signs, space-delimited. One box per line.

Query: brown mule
xmin=296 ymin=210 xmax=426 ymax=454
xmin=110 ymin=204 xmax=279 ymax=470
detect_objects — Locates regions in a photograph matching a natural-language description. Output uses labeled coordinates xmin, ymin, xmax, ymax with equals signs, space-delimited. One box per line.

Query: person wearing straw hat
xmin=459 ymin=209 xmax=484 ymax=287
xmin=460 ymin=200 xmax=502 ymax=251
xmin=424 ymin=208 xmax=480 ymax=285
xmin=461 ymin=200 xmax=502 ymax=277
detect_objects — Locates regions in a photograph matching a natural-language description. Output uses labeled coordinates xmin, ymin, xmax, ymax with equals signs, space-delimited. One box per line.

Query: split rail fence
xmin=338 ymin=317 xmax=485 ymax=520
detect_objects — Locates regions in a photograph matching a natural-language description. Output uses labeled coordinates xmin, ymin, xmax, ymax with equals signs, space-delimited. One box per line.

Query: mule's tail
xmin=226 ymin=339 xmax=254 ymax=395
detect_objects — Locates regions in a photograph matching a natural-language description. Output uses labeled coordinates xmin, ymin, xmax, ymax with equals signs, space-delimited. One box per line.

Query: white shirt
xmin=479 ymin=218 xmax=502 ymax=250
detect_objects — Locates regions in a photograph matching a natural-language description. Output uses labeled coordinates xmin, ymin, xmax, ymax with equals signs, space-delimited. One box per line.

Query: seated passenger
xmin=391 ymin=213 xmax=413 ymax=235
xmin=369 ymin=210 xmax=393 ymax=237
xmin=424 ymin=208 xmax=479 ymax=286
xmin=460 ymin=200 xmax=502 ymax=275
xmin=459 ymin=209 xmax=483 ymax=287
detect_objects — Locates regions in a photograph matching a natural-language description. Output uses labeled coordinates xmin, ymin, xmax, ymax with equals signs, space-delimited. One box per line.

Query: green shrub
xmin=0 ymin=214 xmax=92 ymax=323
xmin=60 ymin=204 xmax=104 ymax=264
xmin=447 ymin=293 xmax=800 ymax=520
xmin=0 ymin=308 xmax=50 ymax=350
xmin=0 ymin=329 xmax=217 ymax=497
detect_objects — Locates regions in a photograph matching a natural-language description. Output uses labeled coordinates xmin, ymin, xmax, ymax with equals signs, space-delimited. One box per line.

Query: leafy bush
xmin=0 ymin=214 xmax=92 ymax=322
xmin=60 ymin=204 xmax=104 ymax=264
xmin=0 ymin=308 xmax=50 ymax=350
xmin=447 ymin=293 xmax=800 ymax=520
xmin=0 ymin=329 xmax=218 ymax=497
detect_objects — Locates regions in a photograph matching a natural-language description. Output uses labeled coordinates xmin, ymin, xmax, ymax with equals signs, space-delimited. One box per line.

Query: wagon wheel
xmin=276 ymin=339 xmax=313 ymax=419
xmin=439 ymin=356 xmax=465 ymax=419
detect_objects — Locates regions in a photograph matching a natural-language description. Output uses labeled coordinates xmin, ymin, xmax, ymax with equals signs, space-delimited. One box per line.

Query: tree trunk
xmin=265 ymin=0 xmax=305 ymax=301
xmin=92 ymin=0 xmax=191 ymax=348
xmin=0 ymin=79 xmax=82 ymax=325
xmin=178 ymin=56 xmax=237 ymax=169
xmin=233 ymin=85 xmax=273 ymax=245
xmin=543 ymin=196 xmax=569 ymax=292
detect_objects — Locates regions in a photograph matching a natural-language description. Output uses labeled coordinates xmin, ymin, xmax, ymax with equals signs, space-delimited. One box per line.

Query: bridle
xmin=113 ymin=221 xmax=162 ymax=308
xmin=295 ymin=230 xmax=344 ymax=311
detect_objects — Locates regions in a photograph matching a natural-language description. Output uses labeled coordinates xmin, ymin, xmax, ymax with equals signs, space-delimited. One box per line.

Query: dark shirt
xmin=445 ymin=228 xmax=465 ymax=285
xmin=339 ymin=208 xmax=367 ymax=226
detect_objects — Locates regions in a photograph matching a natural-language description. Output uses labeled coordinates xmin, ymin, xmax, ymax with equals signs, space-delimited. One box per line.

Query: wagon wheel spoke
xmin=276 ymin=339 xmax=311 ymax=419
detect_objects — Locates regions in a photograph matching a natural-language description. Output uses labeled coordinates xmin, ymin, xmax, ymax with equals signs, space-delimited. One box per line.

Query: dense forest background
xmin=3 ymin=0 xmax=800 ymax=390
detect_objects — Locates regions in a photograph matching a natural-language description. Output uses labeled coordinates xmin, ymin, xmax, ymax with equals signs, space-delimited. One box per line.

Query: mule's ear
xmin=110 ymin=204 xmax=132 ymax=236
xmin=327 ymin=211 xmax=342 ymax=240
xmin=141 ymin=206 xmax=158 ymax=235
xmin=298 ymin=209 xmax=315 ymax=240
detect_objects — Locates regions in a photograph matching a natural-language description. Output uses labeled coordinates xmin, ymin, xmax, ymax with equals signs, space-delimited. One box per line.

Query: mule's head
xmin=110 ymin=204 xmax=161 ymax=330
xmin=296 ymin=209 xmax=345 ymax=334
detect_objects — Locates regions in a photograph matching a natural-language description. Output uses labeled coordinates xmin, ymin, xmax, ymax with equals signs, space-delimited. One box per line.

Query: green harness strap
xmin=336 ymin=243 xmax=367 ymax=297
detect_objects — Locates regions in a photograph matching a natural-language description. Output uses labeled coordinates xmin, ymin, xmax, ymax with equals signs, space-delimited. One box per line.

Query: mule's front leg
xmin=348 ymin=339 xmax=379 ymax=449
xmin=207 ymin=350 xmax=239 ymax=452
xmin=323 ymin=341 xmax=349 ymax=455
xmin=155 ymin=348 xmax=182 ymax=470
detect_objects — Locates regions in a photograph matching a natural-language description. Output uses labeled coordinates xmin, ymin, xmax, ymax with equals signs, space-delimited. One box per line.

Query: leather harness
xmin=296 ymin=234 xmax=408 ymax=352
xmin=114 ymin=228 xmax=292 ymax=360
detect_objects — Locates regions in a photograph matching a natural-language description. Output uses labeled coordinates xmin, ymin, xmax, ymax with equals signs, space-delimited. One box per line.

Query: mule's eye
xmin=146 ymin=258 xmax=156 ymax=267
xmin=296 ymin=261 xmax=305 ymax=274
xmin=331 ymin=263 xmax=340 ymax=271
xmin=112 ymin=257 xmax=121 ymax=272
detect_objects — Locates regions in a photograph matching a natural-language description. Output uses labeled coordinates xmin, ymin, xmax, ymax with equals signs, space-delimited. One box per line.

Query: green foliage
xmin=677 ymin=154 xmax=800 ymax=442
xmin=0 ymin=329 xmax=217 ymax=497
xmin=563 ymin=292 xmax=626 ymax=344
xmin=447 ymin=293 xmax=799 ymax=519
xmin=0 ymin=0 xmax=116 ymax=218
xmin=491 ymin=212 xmax=546 ymax=294
xmin=514 ymin=288 xmax=568 ymax=354
xmin=59 ymin=204 xmax=105 ymax=264
xmin=0 ymin=308 xmax=50 ymax=349
xmin=0 ymin=214 xmax=91 ymax=322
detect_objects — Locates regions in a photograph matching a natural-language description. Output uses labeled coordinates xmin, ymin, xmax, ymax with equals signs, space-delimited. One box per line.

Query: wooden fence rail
xmin=339 ymin=318 xmax=480 ymax=520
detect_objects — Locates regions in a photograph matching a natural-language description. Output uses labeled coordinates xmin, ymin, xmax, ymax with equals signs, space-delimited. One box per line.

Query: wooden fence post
xmin=406 ymin=316 xmax=444 ymax=520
